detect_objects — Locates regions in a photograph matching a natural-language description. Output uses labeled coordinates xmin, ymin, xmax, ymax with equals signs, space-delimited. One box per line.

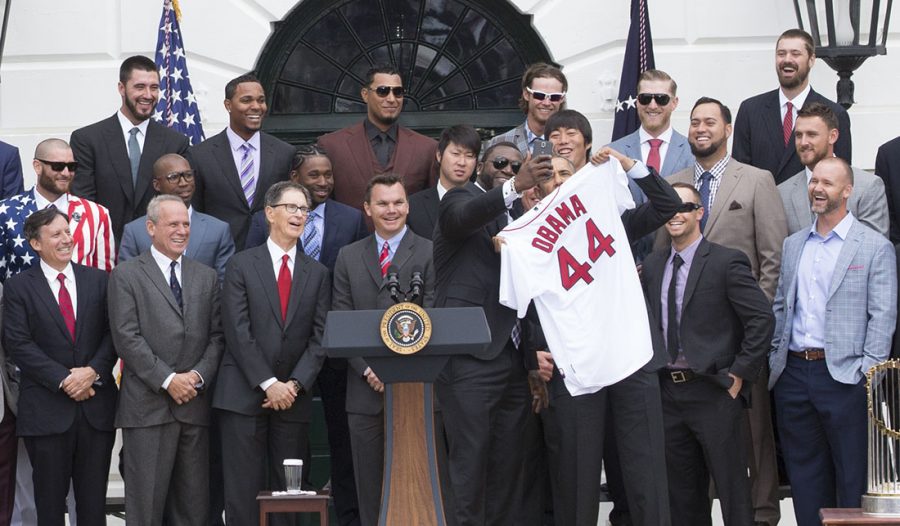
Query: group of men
xmin=0 ymin=25 xmax=898 ymax=526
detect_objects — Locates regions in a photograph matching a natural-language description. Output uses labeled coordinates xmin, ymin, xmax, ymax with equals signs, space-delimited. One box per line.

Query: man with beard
xmin=655 ymin=97 xmax=787 ymax=526
xmin=70 ymin=55 xmax=190 ymax=246
xmin=769 ymin=157 xmax=895 ymax=526
xmin=779 ymin=102 xmax=888 ymax=237
xmin=733 ymin=29 xmax=851 ymax=185
xmin=318 ymin=65 xmax=437 ymax=222
xmin=478 ymin=142 xmax=523 ymax=191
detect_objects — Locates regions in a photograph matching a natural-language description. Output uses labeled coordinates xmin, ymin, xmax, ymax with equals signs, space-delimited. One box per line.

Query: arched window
xmin=256 ymin=0 xmax=554 ymax=142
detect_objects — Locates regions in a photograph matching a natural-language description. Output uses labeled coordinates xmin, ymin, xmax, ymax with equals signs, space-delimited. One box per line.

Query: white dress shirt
xmin=40 ymin=259 xmax=77 ymax=315
xmin=117 ymin=110 xmax=149 ymax=153
xmin=259 ymin=238 xmax=297 ymax=391
xmin=638 ymin=126 xmax=674 ymax=172
xmin=779 ymin=83 xmax=812 ymax=123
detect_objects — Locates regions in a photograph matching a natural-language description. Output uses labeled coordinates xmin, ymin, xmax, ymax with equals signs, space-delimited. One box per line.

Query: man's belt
xmin=660 ymin=369 xmax=696 ymax=383
xmin=789 ymin=348 xmax=826 ymax=361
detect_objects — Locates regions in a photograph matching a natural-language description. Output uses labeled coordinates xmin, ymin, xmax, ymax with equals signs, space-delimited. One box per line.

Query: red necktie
xmin=379 ymin=241 xmax=391 ymax=277
xmin=783 ymin=101 xmax=794 ymax=146
xmin=277 ymin=254 xmax=291 ymax=322
xmin=57 ymin=273 xmax=76 ymax=341
xmin=646 ymin=138 xmax=663 ymax=173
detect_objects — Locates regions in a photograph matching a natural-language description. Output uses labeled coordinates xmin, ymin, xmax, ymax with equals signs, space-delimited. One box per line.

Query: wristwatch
xmin=289 ymin=379 xmax=305 ymax=396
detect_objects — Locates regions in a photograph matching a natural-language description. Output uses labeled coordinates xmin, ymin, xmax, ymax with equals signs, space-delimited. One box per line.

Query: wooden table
xmin=820 ymin=508 xmax=900 ymax=525
xmin=257 ymin=491 xmax=330 ymax=526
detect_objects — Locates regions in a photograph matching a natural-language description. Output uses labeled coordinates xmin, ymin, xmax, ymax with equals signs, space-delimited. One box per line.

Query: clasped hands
xmin=61 ymin=366 xmax=97 ymax=402
xmin=262 ymin=380 xmax=301 ymax=411
xmin=166 ymin=371 xmax=202 ymax=405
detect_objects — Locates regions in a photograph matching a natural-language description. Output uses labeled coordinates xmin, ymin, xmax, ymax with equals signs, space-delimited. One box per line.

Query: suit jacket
xmin=875 ymin=135 xmax=900 ymax=243
xmin=733 ymin=88 xmax=852 ymax=185
xmin=244 ymin=198 xmax=368 ymax=270
xmin=109 ymin=252 xmax=223 ymax=428
xmin=332 ymin=229 xmax=435 ymax=415
xmin=0 ymin=285 xmax=17 ymax=417
xmin=485 ymin=122 xmax=529 ymax=157
xmin=2 ymin=264 xmax=117 ymax=436
xmin=643 ymin=239 xmax=774 ymax=392
xmin=655 ymin=160 xmax=788 ymax=301
xmin=0 ymin=140 xmax=24 ymax=199
xmin=894 ymin=243 xmax=900 ymax=360
xmin=769 ymin=218 xmax=896 ymax=388
xmin=118 ymin=210 xmax=235 ymax=283
xmin=70 ymin=114 xmax=190 ymax=244
xmin=213 ymin=244 xmax=330 ymax=422
xmin=779 ymin=166 xmax=889 ymax=237
xmin=188 ymin=129 xmax=294 ymax=250
xmin=407 ymin=186 xmax=440 ymax=240
xmin=318 ymin=121 xmax=437 ymax=218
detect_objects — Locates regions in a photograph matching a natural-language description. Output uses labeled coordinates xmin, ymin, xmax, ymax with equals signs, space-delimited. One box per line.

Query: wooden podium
xmin=324 ymin=307 xmax=490 ymax=526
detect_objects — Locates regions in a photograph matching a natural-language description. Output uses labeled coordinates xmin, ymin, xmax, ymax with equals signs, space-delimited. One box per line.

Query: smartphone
xmin=532 ymin=139 xmax=553 ymax=157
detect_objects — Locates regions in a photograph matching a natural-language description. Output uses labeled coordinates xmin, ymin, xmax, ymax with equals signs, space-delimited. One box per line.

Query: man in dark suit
xmin=109 ymin=195 xmax=223 ymax=526
xmin=333 ymin=173 xmax=435 ymax=526
xmin=733 ymin=29 xmax=851 ymax=186
xmin=70 ymin=55 xmax=190 ymax=245
xmin=0 ymin=140 xmax=24 ymax=199
xmin=0 ymin=284 xmax=16 ymax=526
xmin=644 ymin=183 xmax=773 ymax=526
xmin=407 ymin=125 xmax=481 ymax=240
xmin=317 ymin=65 xmax=437 ymax=219
xmin=214 ymin=181 xmax=330 ymax=526
xmin=119 ymin=154 xmax=235 ymax=283
xmin=875 ymin=135 xmax=900 ymax=243
xmin=189 ymin=74 xmax=295 ymax=250
xmin=2 ymin=208 xmax=117 ymax=526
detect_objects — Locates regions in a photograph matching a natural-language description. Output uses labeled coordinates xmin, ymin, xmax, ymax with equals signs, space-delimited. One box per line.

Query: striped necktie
xmin=379 ymin=240 xmax=390 ymax=277
xmin=239 ymin=143 xmax=256 ymax=207
xmin=303 ymin=209 xmax=321 ymax=261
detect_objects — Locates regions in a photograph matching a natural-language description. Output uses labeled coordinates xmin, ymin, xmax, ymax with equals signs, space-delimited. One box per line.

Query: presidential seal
xmin=380 ymin=302 xmax=432 ymax=355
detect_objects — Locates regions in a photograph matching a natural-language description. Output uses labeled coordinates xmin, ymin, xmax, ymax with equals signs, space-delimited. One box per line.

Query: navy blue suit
xmin=0 ymin=141 xmax=24 ymax=200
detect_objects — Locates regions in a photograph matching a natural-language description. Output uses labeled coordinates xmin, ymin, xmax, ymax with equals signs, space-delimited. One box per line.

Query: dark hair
xmin=365 ymin=173 xmax=405 ymax=203
xmin=671 ymin=182 xmax=702 ymax=202
xmin=545 ymin=110 xmax=593 ymax=163
xmin=119 ymin=55 xmax=158 ymax=84
xmin=692 ymin=97 xmax=732 ymax=124
xmin=225 ymin=73 xmax=262 ymax=99
xmin=482 ymin=141 xmax=522 ymax=162
xmin=797 ymin=101 xmax=839 ymax=130
xmin=293 ymin=144 xmax=330 ymax=171
xmin=438 ymin=125 xmax=481 ymax=158
xmin=638 ymin=69 xmax=677 ymax=96
xmin=264 ymin=181 xmax=311 ymax=209
xmin=518 ymin=62 xmax=568 ymax=113
xmin=365 ymin=65 xmax=402 ymax=87
xmin=24 ymin=208 xmax=68 ymax=242
xmin=778 ymin=28 xmax=815 ymax=57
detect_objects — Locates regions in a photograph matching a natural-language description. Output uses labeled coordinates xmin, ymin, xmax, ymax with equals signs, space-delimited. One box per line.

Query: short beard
xmin=689 ymin=137 xmax=725 ymax=160
xmin=125 ymin=96 xmax=153 ymax=122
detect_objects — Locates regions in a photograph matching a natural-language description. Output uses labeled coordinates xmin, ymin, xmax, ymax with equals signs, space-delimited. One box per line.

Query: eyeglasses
xmin=270 ymin=203 xmax=310 ymax=215
xmin=35 ymin=159 xmax=78 ymax=172
xmin=526 ymin=87 xmax=566 ymax=102
xmin=158 ymin=170 xmax=195 ymax=183
xmin=491 ymin=157 xmax=522 ymax=174
xmin=367 ymin=85 xmax=405 ymax=98
xmin=675 ymin=202 xmax=702 ymax=213
xmin=637 ymin=93 xmax=672 ymax=106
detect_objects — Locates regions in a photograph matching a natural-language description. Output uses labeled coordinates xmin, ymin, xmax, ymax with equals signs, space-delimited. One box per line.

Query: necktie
xmin=666 ymin=254 xmax=684 ymax=363
xmin=128 ymin=127 xmax=141 ymax=187
xmin=783 ymin=101 xmax=794 ymax=146
xmin=646 ymin=138 xmax=663 ymax=173
xmin=239 ymin=143 xmax=256 ymax=207
xmin=373 ymin=133 xmax=391 ymax=167
xmin=277 ymin=254 xmax=291 ymax=322
xmin=302 ymin=210 xmax=321 ymax=261
xmin=169 ymin=261 xmax=183 ymax=310
xmin=698 ymin=171 xmax=713 ymax=232
xmin=57 ymin=274 xmax=76 ymax=341
xmin=379 ymin=240 xmax=391 ymax=277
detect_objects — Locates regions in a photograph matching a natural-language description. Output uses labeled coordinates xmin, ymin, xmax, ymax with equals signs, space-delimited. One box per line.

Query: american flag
xmin=153 ymin=0 xmax=205 ymax=146
xmin=611 ymin=0 xmax=655 ymax=141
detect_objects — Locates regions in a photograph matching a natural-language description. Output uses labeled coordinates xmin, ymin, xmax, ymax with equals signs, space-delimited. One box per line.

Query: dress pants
xmin=513 ymin=409 xmax=555 ymax=526
xmin=745 ymin=363 xmax=781 ymax=526
xmin=0 ymin=405 xmax=17 ymax=526
xmin=317 ymin=358 xmax=360 ymax=526
xmin=773 ymin=356 xmax=867 ymax=526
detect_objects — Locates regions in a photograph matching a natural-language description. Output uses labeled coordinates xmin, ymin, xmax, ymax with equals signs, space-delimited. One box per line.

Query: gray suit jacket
xmin=109 ymin=251 xmax=224 ymax=428
xmin=769 ymin=218 xmax=896 ymax=387
xmin=0 ymin=285 xmax=17 ymax=417
xmin=332 ymin=229 xmax=435 ymax=415
xmin=485 ymin=122 xmax=529 ymax=157
xmin=778 ymin=166 xmax=889 ymax=238
xmin=118 ymin=210 xmax=235 ymax=283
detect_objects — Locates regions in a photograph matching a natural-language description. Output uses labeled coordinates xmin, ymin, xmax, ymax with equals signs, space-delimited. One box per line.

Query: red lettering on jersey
xmin=570 ymin=194 xmax=587 ymax=217
xmin=532 ymin=237 xmax=553 ymax=253
xmin=546 ymin=215 xmax=566 ymax=235
xmin=536 ymin=226 xmax=558 ymax=245
xmin=558 ymin=246 xmax=593 ymax=290
xmin=555 ymin=202 xmax=575 ymax=225
xmin=586 ymin=219 xmax=616 ymax=260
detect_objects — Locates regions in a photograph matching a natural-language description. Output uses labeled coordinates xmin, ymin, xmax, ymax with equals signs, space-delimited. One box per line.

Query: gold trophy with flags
xmin=863 ymin=360 xmax=900 ymax=516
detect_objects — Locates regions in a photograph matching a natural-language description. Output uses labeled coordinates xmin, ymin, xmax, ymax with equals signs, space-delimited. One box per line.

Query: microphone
xmin=386 ymin=265 xmax=401 ymax=304
xmin=408 ymin=265 xmax=424 ymax=304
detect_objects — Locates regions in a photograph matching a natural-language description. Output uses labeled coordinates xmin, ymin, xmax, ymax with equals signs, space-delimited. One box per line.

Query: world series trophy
xmin=862 ymin=359 xmax=900 ymax=516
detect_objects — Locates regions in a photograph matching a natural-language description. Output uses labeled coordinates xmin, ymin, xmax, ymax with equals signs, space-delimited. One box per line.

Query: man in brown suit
xmin=655 ymin=96 xmax=788 ymax=526
xmin=317 ymin=65 xmax=437 ymax=220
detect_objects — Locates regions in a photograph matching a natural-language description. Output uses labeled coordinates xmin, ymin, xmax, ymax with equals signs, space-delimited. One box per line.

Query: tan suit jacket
xmin=654 ymin=158 xmax=788 ymax=300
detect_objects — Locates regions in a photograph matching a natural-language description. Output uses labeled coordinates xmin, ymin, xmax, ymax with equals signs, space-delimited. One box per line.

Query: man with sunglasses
xmin=486 ymin=63 xmax=568 ymax=157
xmin=478 ymin=142 xmax=523 ymax=192
xmin=319 ymin=65 xmax=438 ymax=223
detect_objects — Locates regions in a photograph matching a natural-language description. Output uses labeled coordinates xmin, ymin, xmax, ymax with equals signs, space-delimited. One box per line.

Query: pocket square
xmin=848 ymin=264 xmax=865 ymax=271
xmin=728 ymin=201 xmax=742 ymax=210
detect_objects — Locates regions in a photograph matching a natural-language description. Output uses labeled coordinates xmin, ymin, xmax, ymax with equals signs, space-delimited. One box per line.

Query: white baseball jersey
xmin=499 ymin=161 xmax=652 ymax=396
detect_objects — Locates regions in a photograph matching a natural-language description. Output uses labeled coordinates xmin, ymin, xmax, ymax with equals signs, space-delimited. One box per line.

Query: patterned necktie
xmin=698 ymin=171 xmax=713 ymax=232
xmin=667 ymin=254 xmax=684 ymax=363
xmin=379 ymin=240 xmax=391 ymax=277
xmin=783 ymin=101 xmax=794 ymax=146
xmin=302 ymin=209 xmax=321 ymax=261
xmin=128 ymin=127 xmax=141 ymax=187
xmin=169 ymin=261 xmax=183 ymax=310
xmin=239 ymin=143 xmax=256 ymax=207
xmin=57 ymin=273 xmax=76 ymax=341
xmin=277 ymin=254 xmax=291 ymax=321
xmin=646 ymin=138 xmax=663 ymax=173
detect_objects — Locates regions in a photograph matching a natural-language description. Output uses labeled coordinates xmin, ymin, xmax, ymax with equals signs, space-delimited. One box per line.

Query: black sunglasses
xmin=368 ymin=86 xmax=405 ymax=98
xmin=491 ymin=157 xmax=522 ymax=174
xmin=159 ymin=170 xmax=195 ymax=183
xmin=675 ymin=202 xmax=702 ymax=213
xmin=527 ymin=87 xmax=566 ymax=102
xmin=36 ymin=159 xmax=78 ymax=172
xmin=637 ymin=93 xmax=672 ymax=106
